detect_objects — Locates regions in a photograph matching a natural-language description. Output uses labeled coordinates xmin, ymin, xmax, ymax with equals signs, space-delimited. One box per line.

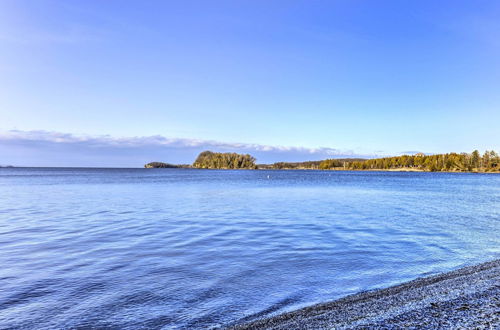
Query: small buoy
xmin=267 ymin=175 xmax=270 ymax=179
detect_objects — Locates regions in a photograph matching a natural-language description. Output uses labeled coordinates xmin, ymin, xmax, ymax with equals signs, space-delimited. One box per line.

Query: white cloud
xmin=0 ymin=130 xmax=351 ymax=155
xmin=0 ymin=130 xmax=373 ymax=167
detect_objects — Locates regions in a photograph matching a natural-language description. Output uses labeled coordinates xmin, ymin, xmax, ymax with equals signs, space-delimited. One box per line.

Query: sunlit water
xmin=0 ymin=168 xmax=499 ymax=328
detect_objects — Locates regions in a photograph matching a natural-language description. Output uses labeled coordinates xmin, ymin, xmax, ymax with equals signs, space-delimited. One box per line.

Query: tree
xmin=483 ymin=151 xmax=491 ymax=169
xmin=471 ymin=150 xmax=480 ymax=169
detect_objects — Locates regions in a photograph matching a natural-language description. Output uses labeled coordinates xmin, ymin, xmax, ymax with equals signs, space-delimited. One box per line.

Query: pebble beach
xmin=232 ymin=259 xmax=500 ymax=329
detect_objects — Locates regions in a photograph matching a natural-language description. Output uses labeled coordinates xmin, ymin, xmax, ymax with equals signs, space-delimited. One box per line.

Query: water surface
xmin=0 ymin=168 xmax=499 ymax=328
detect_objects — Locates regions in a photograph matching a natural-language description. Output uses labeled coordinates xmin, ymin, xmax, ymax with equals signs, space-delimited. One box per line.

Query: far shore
xmin=315 ymin=167 xmax=500 ymax=173
xmin=188 ymin=167 xmax=500 ymax=173
xmin=147 ymin=150 xmax=500 ymax=172
xmin=3 ymin=166 xmax=499 ymax=173
xmin=231 ymin=259 xmax=500 ymax=329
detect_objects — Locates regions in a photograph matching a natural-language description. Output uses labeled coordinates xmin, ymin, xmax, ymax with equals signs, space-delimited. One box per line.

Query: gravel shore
xmin=231 ymin=259 xmax=500 ymax=329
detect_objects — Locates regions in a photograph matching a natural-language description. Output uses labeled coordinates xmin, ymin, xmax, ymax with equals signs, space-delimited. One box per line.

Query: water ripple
xmin=0 ymin=168 xmax=498 ymax=328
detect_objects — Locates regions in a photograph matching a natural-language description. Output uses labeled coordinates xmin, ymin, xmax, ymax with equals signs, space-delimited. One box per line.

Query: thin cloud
xmin=1 ymin=130 xmax=349 ymax=155
xmin=0 ymin=130 xmax=373 ymax=167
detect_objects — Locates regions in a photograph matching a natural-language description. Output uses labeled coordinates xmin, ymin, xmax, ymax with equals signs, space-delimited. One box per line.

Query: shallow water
xmin=0 ymin=168 xmax=499 ymax=328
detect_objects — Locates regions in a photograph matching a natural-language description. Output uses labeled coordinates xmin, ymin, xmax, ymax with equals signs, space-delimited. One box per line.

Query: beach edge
xmin=230 ymin=259 xmax=499 ymax=329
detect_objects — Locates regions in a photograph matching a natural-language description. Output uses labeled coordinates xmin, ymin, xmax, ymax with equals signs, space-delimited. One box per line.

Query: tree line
xmin=146 ymin=150 xmax=500 ymax=172
xmin=192 ymin=151 xmax=257 ymax=169
xmin=262 ymin=161 xmax=321 ymax=169
xmin=319 ymin=151 xmax=500 ymax=172
xmin=259 ymin=159 xmax=366 ymax=170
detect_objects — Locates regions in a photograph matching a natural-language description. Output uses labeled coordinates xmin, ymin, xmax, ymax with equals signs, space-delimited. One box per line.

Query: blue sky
xmin=1 ymin=1 xmax=500 ymax=166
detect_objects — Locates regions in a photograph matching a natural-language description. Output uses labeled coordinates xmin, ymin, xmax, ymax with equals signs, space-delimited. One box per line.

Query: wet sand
xmin=231 ymin=259 xmax=499 ymax=329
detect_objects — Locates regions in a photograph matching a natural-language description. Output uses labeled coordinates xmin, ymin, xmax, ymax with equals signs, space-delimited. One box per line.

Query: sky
xmin=1 ymin=1 xmax=500 ymax=167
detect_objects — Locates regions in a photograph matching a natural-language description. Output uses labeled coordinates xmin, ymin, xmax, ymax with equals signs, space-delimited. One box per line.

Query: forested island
xmin=145 ymin=150 xmax=500 ymax=172
xmin=193 ymin=151 xmax=257 ymax=169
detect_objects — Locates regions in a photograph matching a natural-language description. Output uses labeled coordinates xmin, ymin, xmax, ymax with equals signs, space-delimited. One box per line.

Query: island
xmin=193 ymin=151 xmax=257 ymax=169
xmin=144 ymin=162 xmax=180 ymax=168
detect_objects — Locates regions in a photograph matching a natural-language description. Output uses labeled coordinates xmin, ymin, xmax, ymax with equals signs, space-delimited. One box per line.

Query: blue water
xmin=0 ymin=168 xmax=499 ymax=328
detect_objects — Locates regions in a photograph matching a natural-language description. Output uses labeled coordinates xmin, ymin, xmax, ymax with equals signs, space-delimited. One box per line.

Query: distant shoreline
xmin=231 ymin=258 xmax=500 ymax=329
xmin=149 ymin=166 xmax=500 ymax=174
xmin=2 ymin=166 xmax=500 ymax=173
xmin=257 ymin=167 xmax=500 ymax=173
xmin=145 ymin=150 xmax=500 ymax=172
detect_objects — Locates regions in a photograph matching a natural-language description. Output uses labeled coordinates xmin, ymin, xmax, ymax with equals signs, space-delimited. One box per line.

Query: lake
xmin=0 ymin=168 xmax=499 ymax=328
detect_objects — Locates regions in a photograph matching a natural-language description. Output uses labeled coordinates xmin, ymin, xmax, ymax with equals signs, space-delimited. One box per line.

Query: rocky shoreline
xmin=231 ymin=259 xmax=499 ymax=329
